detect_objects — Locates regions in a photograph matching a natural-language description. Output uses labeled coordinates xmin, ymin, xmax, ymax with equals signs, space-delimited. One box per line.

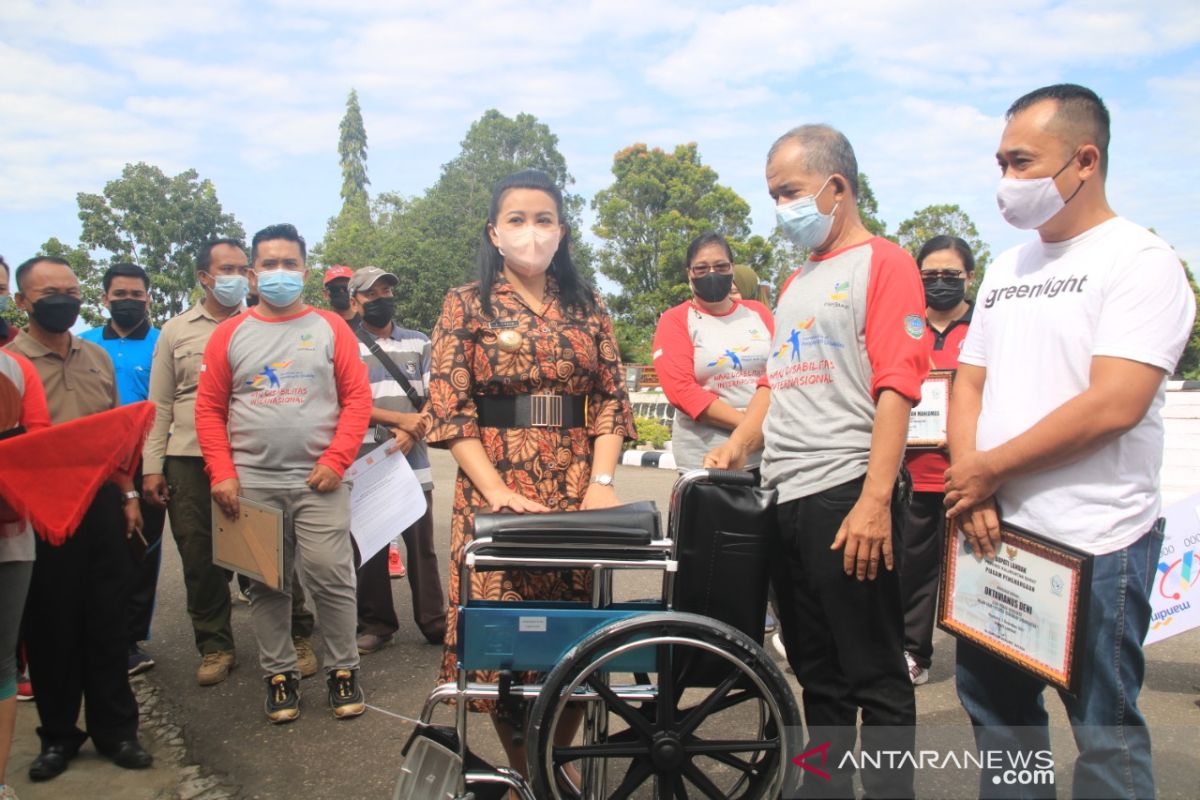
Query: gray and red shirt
xmin=761 ymin=237 xmax=930 ymax=502
xmin=652 ymin=299 xmax=774 ymax=469
xmin=195 ymin=306 xmax=372 ymax=489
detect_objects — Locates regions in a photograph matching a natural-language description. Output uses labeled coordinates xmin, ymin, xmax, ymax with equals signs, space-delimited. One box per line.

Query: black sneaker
xmin=127 ymin=645 xmax=155 ymax=676
xmin=327 ymin=669 xmax=365 ymax=719
xmin=264 ymin=673 xmax=300 ymax=724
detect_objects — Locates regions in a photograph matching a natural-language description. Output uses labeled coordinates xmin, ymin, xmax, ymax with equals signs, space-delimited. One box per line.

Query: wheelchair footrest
xmin=459 ymin=602 xmax=659 ymax=673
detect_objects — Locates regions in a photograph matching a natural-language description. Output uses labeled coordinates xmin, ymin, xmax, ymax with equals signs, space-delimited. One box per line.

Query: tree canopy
xmin=76 ymin=162 xmax=244 ymax=323
xmin=338 ymin=89 xmax=370 ymax=210
xmin=592 ymin=143 xmax=766 ymax=362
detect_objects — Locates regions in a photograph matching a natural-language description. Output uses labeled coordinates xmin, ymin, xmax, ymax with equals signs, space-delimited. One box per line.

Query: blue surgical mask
xmin=255 ymin=270 xmax=305 ymax=307
xmin=210 ymin=274 xmax=249 ymax=308
xmin=775 ymin=176 xmax=837 ymax=250
xmin=0 ymin=295 xmax=8 ymax=312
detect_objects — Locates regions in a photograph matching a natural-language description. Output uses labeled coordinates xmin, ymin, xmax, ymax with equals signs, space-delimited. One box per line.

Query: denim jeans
xmin=955 ymin=523 xmax=1163 ymax=799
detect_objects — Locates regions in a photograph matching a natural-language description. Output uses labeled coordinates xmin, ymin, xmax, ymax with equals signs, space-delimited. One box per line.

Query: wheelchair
xmin=395 ymin=469 xmax=800 ymax=800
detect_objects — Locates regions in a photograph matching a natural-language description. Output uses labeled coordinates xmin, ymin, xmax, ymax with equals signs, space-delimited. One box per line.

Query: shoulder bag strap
xmin=354 ymin=325 xmax=424 ymax=409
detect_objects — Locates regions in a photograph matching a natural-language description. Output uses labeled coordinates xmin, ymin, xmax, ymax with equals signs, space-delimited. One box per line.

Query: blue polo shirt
xmin=80 ymin=318 xmax=160 ymax=405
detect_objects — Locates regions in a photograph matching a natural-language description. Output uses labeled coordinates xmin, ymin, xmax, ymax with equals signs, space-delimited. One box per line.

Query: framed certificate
xmin=938 ymin=521 xmax=1093 ymax=695
xmin=212 ymin=496 xmax=284 ymax=590
xmin=907 ymin=369 xmax=954 ymax=449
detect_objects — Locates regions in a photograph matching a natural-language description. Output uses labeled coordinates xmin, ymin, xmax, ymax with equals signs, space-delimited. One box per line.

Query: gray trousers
xmin=242 ymin=484 xmax=359 ymax=678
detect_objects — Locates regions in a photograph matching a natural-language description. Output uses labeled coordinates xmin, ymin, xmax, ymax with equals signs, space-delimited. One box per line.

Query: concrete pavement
xmin=5 ymin=449 xmax=1198 ymax=798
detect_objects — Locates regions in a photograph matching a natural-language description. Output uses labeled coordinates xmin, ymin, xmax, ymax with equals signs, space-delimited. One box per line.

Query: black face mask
xmin=246 ymin=293 xmax=259 ymax=307
xmin=691 ymin=272 xmax=733 ymax=304
xmin=328 ymin=286 xmax=351 ymax=311
xmin=109 ymin=299 xmax=147 ymax=329
xmin=31 ymin=294 xmax=82 ymax=333
xmin=924 ymin=278 xmax=966 ymax=311
xmin=362 ymin=296 xmax=396 ymax=328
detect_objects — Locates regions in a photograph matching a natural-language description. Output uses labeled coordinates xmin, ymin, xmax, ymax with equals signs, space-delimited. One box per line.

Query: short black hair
xmin=103 ymin=262 xmax=150 ymax=292
xmin=767 ymin=124 xmax=860 ymax=198
xmin=14 ymin=256 xmax=71 ymax=293
xmin=685 ymin=232 xmax=733 ymax=269
xmin=917 ymin=235 xmax=976 ymax=274
xmin=251 ymin=223 xmax=306 ymax=263
xmin=197 ymin=237 xmax=247 ymax=273
xmin=1007 ymin=83 xmax=1110 ymax=176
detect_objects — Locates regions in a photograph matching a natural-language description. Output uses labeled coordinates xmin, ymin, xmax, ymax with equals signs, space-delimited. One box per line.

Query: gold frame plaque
xmin=907 ymin=369 xmax=954 ymax=450
xmin=938 ymin=521 xmax=1093 ymax=695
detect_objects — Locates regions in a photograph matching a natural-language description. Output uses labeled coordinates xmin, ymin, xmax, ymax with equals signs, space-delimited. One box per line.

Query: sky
xmin=2 ymin=0 xmax=1199 ymax=283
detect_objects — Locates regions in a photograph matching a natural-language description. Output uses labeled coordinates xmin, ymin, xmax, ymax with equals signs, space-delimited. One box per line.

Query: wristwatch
xmin=591 ymin=473 xmax=615 ymax=487
xmin=123 ymin=490 xmax=140 ymax=502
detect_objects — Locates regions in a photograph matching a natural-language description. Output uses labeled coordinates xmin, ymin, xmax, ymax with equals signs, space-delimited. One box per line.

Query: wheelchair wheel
xmin=526 ymin=612 xmax=799 ymax=799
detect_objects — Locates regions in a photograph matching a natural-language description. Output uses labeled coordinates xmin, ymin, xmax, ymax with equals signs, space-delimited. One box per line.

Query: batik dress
xmin=426 ymin=275 xmax=636 ymax=705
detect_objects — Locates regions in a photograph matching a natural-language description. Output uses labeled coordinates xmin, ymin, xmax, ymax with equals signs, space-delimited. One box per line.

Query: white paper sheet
xmin=345 ymin=446 xmax=427 ymax=562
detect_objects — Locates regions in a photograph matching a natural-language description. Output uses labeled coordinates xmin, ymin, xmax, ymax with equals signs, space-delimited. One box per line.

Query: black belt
xmin=475 ymin=394 xmax=588 ymax=429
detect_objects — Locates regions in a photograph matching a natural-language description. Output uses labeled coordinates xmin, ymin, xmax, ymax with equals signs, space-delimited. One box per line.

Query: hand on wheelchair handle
xmin=703 ymin=439 xmax=747 ymax=470
xmin=486 ymin=488 xmax=550 ymax=514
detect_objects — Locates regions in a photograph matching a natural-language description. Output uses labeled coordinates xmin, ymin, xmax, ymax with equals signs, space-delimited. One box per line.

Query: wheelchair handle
xmin=700 ymin=468 xmax=757 ymax=486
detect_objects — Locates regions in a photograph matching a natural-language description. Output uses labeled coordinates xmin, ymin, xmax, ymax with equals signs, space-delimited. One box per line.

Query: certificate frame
xmin=938 ymin=520 xmax=1093 ymax=695
xmin=212 ymin=496 xmax=285 ymax=590
xmin=907 ymin=369 xmax=954 ymax=450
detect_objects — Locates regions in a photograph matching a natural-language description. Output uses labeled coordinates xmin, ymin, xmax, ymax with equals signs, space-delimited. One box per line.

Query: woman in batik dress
xmin=426 ymin=169 xmax=635 ymax=780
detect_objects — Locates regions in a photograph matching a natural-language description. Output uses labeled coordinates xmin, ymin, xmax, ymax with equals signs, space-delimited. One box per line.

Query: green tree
xmin=592 ymin=143 xmax=763 ymax=362
xmin=338 ymin=89 xmax=370 ymax=210
xmin=896 ymin=204 xmax=991 ymax=275
xmin=1172 ymin=260 xmax=1200 ymax=380
xmin=76 ymin=163 xmax=244 ymax=323
xmin=859 ymin=173 xmax=887 ymax=238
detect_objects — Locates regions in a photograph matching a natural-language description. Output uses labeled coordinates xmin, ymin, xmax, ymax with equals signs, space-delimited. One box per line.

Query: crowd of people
xmin=0 ymin=80 xmax=1195 ymax=800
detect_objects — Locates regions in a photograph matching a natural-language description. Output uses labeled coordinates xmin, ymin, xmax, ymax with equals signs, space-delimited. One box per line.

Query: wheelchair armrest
xmin=474 ymin=501 xmax=661 ymax=546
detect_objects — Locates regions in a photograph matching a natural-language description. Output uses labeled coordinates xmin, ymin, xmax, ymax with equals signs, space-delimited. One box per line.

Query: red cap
xmin=323 ymin=265 xmax=353 ymax=285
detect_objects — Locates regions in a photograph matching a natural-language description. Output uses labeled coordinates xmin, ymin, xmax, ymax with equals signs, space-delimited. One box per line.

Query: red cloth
xmin=0 ymin=400 xmax=155 ymax=545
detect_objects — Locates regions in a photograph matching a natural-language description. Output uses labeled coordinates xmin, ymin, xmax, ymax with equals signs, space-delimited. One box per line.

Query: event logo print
xmin=774 ymin=317 xmax=816 ymax=361
xmin=246 ymin=360 xmax=294 ymax=389
xmin=708 ymin=346 xmax=750 ymax=370
xmin=830 ymin=280 xmax=850 ymax=302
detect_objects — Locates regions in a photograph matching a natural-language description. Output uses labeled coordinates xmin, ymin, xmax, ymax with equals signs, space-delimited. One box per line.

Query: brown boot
xmin=294 ymin=636 xmax=318 ymax=679
xmin=196 ymin=650 xmax=236 ymax=686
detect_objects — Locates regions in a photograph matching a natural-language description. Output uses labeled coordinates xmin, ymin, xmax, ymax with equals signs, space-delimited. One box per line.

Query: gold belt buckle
xmin=529 ymin=393 xmax=563 ymax=427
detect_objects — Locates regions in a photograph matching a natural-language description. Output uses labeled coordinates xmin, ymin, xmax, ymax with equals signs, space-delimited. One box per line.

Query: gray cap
xmin=348 ymin=266 xmax=399 ymax=295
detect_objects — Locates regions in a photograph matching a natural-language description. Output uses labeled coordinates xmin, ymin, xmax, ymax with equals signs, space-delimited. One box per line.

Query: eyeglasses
xmin=689 ymin=261 xmax=733 ymax=277
xmin=920 ymin=270 xmax=966 ymax=282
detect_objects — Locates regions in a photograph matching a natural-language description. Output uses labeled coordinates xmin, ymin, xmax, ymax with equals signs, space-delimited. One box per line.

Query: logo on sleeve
xmin=904 ymin=314 xmax=924 ymax=340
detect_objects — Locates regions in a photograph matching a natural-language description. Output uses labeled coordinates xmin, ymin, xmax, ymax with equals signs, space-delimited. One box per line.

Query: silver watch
xmin=123 ymin=490 xmax=141 ymax=502
xmin=591 ymin=473 xmax=614 ymax=487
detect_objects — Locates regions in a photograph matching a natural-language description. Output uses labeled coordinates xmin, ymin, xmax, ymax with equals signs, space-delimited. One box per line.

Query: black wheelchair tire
xmin=525 ymin=611 xmax=800 ymax=800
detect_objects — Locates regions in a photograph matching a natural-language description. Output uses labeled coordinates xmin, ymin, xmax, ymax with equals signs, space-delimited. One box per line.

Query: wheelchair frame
xmin=400 ymin=469 xmax=798 ymax=800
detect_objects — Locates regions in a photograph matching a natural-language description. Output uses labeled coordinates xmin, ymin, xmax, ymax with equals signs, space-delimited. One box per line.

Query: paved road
xmin=9 ymin=449 xmax=1199 ymax=798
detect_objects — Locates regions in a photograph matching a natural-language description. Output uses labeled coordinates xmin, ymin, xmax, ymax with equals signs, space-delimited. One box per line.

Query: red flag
xmin=0 ymin=401 xmax=156 ymax=545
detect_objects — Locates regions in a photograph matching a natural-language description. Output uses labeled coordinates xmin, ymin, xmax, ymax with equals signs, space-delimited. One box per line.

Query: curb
xmin=620 ymin=450 xmax=676 ymax=470
xmin=132 ymin=673 xmax=242 ymax=800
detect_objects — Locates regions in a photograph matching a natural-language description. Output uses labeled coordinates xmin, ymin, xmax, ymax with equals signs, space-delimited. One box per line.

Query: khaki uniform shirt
xmin=142 ymin=303 xmax=238 ymax=474
xmin=7 ymin=331 xmax=118 ymax=424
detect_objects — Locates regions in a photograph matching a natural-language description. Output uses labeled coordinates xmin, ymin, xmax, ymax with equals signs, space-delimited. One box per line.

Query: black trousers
xmin=772 ymin=475 xmax=915 ymax=799
xmin=899 ymin=491 xmax=946 ymax=669
xmin=356 ymin=493 xmax=446 ymax=644
xmin=25 ymin=483 xmax=139 ymax=750
xmin=127 ymin=461 xmax=166 ymax=645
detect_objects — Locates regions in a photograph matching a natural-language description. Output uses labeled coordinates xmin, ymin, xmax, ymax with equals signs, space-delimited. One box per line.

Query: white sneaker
xmin=905 ymin=651 xmax=929 ymax=686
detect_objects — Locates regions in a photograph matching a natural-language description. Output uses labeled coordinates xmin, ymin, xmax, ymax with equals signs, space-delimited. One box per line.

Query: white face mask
xmin=494 ymin=224 xmax=561 ymax=277
xmin=995 ymin=152 xmax=1081 ymax=230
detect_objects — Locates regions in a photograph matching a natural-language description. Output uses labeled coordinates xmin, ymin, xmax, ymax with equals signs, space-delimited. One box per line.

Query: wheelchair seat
xmin=473 ymin=501 xmax=661 ymax=547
